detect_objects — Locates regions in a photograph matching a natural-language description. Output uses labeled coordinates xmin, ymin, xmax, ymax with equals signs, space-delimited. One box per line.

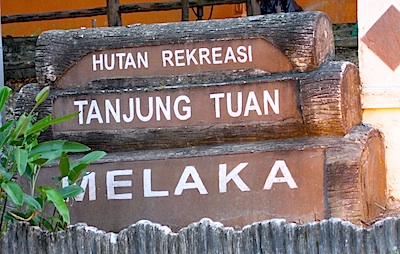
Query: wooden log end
xmin=326 ymin=125 xmax=386 ymax=225
xmin=340 ymin=62 xmax=362 ymax=134
xmin=312 ymin=12 xmax=335 ymax=70
xmin=300 ymin=61 xmax=361 ymax=136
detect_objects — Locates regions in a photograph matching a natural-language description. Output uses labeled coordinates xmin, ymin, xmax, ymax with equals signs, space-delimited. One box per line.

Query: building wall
xmin=2 ymin=0 xmax=356 ymax=37
xmin=359 ymin=0 xmax=400 ymax=207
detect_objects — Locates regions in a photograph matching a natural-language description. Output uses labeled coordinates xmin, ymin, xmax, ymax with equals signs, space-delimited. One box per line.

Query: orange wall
xmin=297 ymin=0 xmax=357 ymax=24
xmin=1 ymin=0 xmax=355 ymax=37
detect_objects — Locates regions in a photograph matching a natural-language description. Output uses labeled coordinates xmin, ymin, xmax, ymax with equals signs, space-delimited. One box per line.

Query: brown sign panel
xmin=55 ymin=38 xmax=293 ymax=89
xmin=52 ymin=80 xmax=300 ymax=133
xmin=42 ymin=149 xmax=325 ymax=232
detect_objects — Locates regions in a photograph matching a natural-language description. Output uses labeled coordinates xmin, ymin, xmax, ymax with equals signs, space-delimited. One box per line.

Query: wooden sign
xmin=65 ymin=149 xmax=325 ymax=232
xmin=16 ymin=61 xmax=361 ymax=151
xmin=36 ymin=125 xmax=385 ymax=232
xmin=52 ymin=80 xmax=300 ymax=133
xmin=35 ymin=12 xmax=334 ymax=86
xmin=55 ymin=38 xmax=292 ymax=89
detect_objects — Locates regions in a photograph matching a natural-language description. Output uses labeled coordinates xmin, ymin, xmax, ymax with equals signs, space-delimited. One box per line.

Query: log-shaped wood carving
xmin=35 ymin=124 xmax=385 ymax=232
xmin=16 ymin=61 xmax=361 ymax=151
xmin=35 ymin=11 xmax=334 ymax=86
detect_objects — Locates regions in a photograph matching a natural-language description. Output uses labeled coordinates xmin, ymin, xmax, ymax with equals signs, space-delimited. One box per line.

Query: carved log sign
xmin=36 ymin=125 xmax=385 ymax=232
xmin=41 ymin=147 xmax=326 ymax=232
xmin=56 ymin=38 xmax=292 ymax=89
xmin=19 ymin=11 xmax=386 ymax=232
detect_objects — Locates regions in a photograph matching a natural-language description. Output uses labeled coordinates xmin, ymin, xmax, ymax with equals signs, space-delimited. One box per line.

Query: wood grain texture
xmin=102 ymin=124 xmax=386 ymax=226
xmin=35 ymin=11 xmax=334 ymax=84
xmin=2 ymin=217 xmax=400 ymax=253
xmin=16 ymin=61 xmax=360 ymax=151
xmin=299 ymin=61 xmax=361 ymax=136
xmin=58 ymin=124 xmax=385 ymax=227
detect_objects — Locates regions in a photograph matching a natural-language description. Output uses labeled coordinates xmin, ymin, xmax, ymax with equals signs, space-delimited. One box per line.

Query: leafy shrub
xmin=0 ymin=86 xmax=106 ymax=232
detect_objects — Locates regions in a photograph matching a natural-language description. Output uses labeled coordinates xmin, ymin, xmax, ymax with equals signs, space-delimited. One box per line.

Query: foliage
xmin=0 ymin=86 xmax=106 ymax=232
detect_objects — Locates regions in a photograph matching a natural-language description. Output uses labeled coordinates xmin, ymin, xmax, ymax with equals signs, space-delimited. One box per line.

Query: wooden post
xmin=246 ymin=0 xmax=260 ymax=16
xmin=107 ymin=0 xmax=122 ymax=27
xmin=181 ymin=0 xmax=189 ymax=21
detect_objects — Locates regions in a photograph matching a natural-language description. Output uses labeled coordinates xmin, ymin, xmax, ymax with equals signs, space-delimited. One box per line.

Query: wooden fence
xmin=1 ymin=217 xmax=399 ymax=253
xmin=1 ymin=0 xmax=258 ymax=25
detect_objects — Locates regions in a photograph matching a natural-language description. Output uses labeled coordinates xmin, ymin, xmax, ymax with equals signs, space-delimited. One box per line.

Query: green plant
xmin=0 ymin=86 xmax=106 ymax=232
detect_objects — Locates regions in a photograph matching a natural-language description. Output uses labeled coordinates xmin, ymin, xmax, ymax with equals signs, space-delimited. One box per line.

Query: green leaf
xmin=35 ymin=86 xmax=50 ymax=105
xmin=36 ymin=186 xmax=47 ymax=198
xmin=0 ymin=165 xmax=13 ymax=181
xmin=0 ymin=122 xmax=14 ymax=150
xmin=0 ymin=86 xmax=12 ymax=112
xmin=41 ymin=218 xmax=54 ymax=231
xmin=23 ymin=193 xmax=42 ymax=211
xmin=1 ymin=182 xmax=23 ymax=207
xmin=62 ymin=141 xmax=90 ymax=153
xmin=13 ymin=113 xmax=31 ymax=139
xmin=48 ymin=216 xmax=63 ymax=225
xmin=59 ymin=152 xmax=70 ymax=178
xmin=30 ymin=158 xmax=48 ymax=166
xmin=57 ymin=185 xmax=83 ymax=199
xmin=79 ymin=151 xmax=107 ymax=165
xmin=0 ymin=119 xmax=13 ymax=132
xmin=14 ymin=148 xmax=29 ymax=175
xmin=41 ymin=187 xmax=70 ymax=225
xmin=68 ymin=163 xmax=88 ymax=183
xmin=25 ymin=115 xmax=51 ymax=135
xmin=29 ymin=140 xmax=66 ymax=158
xmin=26 ymin=112 xmax=79 ymax=136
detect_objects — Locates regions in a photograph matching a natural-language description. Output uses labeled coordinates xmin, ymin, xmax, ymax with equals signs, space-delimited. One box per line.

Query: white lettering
xmin=137 ymin=52 xmax=149 ymax=68
xmin=107 ymin=169 xmax=133 ymax=200
xmin=162 ymin=50 xmax=174 ymax=67
xmin=174 ymin=166 xmax=208 ymax=195
xmin=124 ymin=53 xmax=137 ymax=69
xmin=264 ymin=160 xmax=298 ymax=189
xmin=143 ymin=169 xmax=169 ymax=197
xmin=198 ymin=48 xmax=212 ymax=65
xmin=210 ymin=93 xmax=225 ymax=118
xmin=174 ymin=95 xmax=191 ymax=120
xmin=62 ymin=172 xmax=96 ymax=202
xmin=86 ymin=100 xmax=104 ymax=124
xmin=105 ymin=99 xmax=121 ymax=123
xmin=186 ymin=48 xmax=198 ymax=66
xmin=104 ymin=54 xmax=115 ymax=71
xmin=227 ymin=92 xmax=242 ymax=117
xmin=248 ymin=45 xmax=253 ymax=62
xmin=236 ymin=46 xmax=248 ymax=63
xmin=175 ymin=49 xmax=185 ymax=67
xmin=219 ymin=163 xmax=250 ymax=193
xmin=92 ymin=54 xmax=104 ymax=71
xmin=244 ymin=91 xmax=262 ymax=116
xmin=156 ymin=96 xmax=171 ymax=121
xmin=224 ymin=47 xmax=237 ymax=63
xmin=122 ymin=98 xmax=134 ymax=122
xmin=135 ymin=97 xmax=154 ymax=122
xmin=212 ymin=47 xmax=223 ymax=64
xmin=116 ymin=53 xmax=126 ymax=69
xmin=263 ymin=90 xmax=279 ymax=114
xmin=74 ymin=100 xmax=88 ymax=125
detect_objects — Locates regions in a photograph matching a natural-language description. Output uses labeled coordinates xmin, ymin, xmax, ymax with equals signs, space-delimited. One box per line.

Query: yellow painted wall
xmin=1 ymin=0 xmax=356 ymax=37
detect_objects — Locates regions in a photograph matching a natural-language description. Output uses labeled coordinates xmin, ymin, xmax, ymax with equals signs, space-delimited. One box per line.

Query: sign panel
xmin=55 ymin=38 xmax=293 ymax=89
xmin=42 ymin=148 xmax=325 ymax=232
xmin=53 ymin=80 xmax=300 ymax=133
